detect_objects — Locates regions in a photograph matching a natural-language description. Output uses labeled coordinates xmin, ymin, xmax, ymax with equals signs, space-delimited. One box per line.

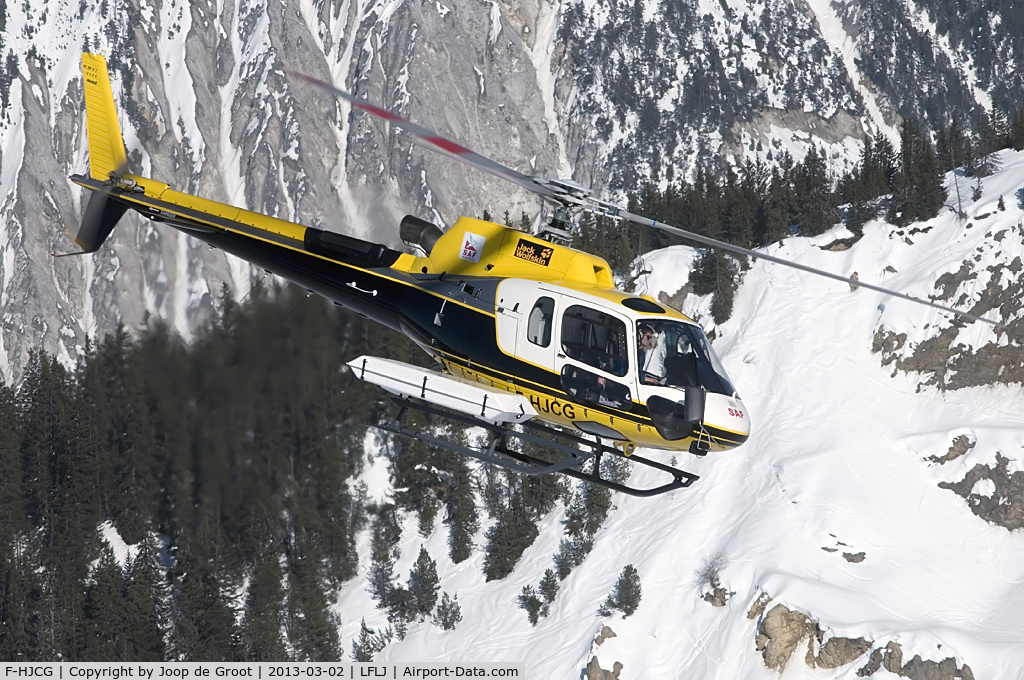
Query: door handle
xmin=347 ymin=282 xmax=377 ymax=296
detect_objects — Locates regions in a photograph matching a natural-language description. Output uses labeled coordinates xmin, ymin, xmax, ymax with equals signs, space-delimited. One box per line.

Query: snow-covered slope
xmin=329 ymin=151 xmax=1024 ymax=678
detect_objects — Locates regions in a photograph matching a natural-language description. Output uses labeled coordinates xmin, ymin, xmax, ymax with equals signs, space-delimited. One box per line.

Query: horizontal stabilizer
xmin=347 ymin=355 xmax=536 ymax=426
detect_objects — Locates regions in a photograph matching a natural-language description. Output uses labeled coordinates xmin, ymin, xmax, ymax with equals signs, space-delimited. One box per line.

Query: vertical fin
xmin=81 ymin=53 xmax=129 ymax=181
xmin=70 ymin=53 xmax=131 ymax=253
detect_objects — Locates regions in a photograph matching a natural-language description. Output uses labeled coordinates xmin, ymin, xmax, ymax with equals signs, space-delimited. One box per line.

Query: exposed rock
xmin=821 ymin=546 xmax=838 ymax=552
xmin=753 ymin=611 xmax=972 ymax=677
xmin=659 ymin=285 xmax=693 ymax=314
xmin=843 ymin=551 xmax=867 ymax=563
xmin=879 ymin=643 xmax=976 ymax=680
xmin=585 ymin=657 xmax=622 ymax=680
xmin=900 ymin=655 xmax=962 ymax=680
xmin=747 ymin=592 xmax=772 ymax=620
xmin=933 ymin=261 xmax=978 ymax=302
xmin=816 ymin=636 xmax=871 ymax=669
xmin=930 ymin=434 xmax=975 ymax=464
xmin=702 ymin=586 xmax=734 ymax=607
xmin=850 ymin=271 xmax=860 ymax=290
xmin=884 ymin=641 xmax=904 ymax=673
xmin=821 ymin=234 xmax=865 ymax=251
xmin=857 ymin=648 xmax=885 ymax=676
xmin=594 ymin=626 xmax=616 ymax=646
xmin=873 ymin=327 xmax=908 ymax=362
xmin=939 ymin=453 xmax=1024 ymax=530
xmin=754 ymin=604 xmax=811 ymax=670
xmin=871 ymin=246 xmax=1024 ymax=391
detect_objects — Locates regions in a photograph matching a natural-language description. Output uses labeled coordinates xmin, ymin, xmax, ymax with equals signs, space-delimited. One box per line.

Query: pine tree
xmin=367 ymin=506 xmax=401 ymax=605
xmin=168 ymin=525 xmax=239 ymax=661
xmin=239 ymin=552 xmax=288 ymax=661
xmin=83 ymin=546 xmax=126 ymax=660
xmin=19 ymin=351 xmax=99 ymax=659
xmin=122 ymin=534 xmax=168 ymax=661
xmin=442 ymin=457 xmax=478 ymax=565
xmin=890 ymin=119 xmax=946 ymax=226
xmin=407 ymin=547 xmax=440 ymax=621
xmin=554 ymin=536 xmax=593 ymax=579
xmin=1011 ymin=106 xmax=1024 ymax=151
xmin=688 ymin=250 xmax=738 ymax=325
xmin=81 ymin=329 xmax=157 ymax=546
xmin=614 ymin=565 xmax=643 ymax=616
xmin=939 ymin=115 xmax=973 ymax=173
xmin=792 ymin=147 xmax=836 ymax=236
xmin=0 ymin=381 xmax=32 ymax=660
xmin=482 ymin=506 xmax=539 ymax=581
xmin=538 ymin=569 xmax=559 ymax=617
xmin=758 ymin=164 xmax=794 ymax=245
xmin=518 ymin=585 xmax=543 ymax=625
xmin=351 ymin=618 xmax=390 ymax=662
xmin=433 ymin=592 xmax=462 ymax=631
xmin=598 ymin=564 xmax=643 ymax=618
xmin=284 ymin=548 xmax=342 ymax=661
xmin=564 ymin=477 xmax=612 ymax=540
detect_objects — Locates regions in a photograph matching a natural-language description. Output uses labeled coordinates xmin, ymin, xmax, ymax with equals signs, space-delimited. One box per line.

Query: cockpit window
xmin=637 ymin=320 xmax=736 ymax=396
xmin=561 ymin=305 xmax=629 ymax=377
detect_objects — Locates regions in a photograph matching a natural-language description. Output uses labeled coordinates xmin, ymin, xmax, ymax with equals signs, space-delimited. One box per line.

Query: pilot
xmin=638 ymin=324 xmax=667 ymax=384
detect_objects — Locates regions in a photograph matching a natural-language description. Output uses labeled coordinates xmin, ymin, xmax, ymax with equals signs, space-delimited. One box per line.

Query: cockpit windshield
xmin=636 ymin=319 xmax=737 ymax=396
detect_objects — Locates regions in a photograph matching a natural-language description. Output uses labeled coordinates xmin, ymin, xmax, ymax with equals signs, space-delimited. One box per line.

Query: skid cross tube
xmin=377 ymin=398 xmax=700 ymax=497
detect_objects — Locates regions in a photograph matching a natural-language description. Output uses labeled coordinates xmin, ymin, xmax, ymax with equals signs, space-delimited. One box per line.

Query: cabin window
xmin=560 ymin=305 xmax=628 ymax=377
xmin=526 ymin=297 xmax=555 ymax=347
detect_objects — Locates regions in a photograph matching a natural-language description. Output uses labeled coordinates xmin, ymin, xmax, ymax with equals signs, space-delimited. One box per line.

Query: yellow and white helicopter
xmin=69 ymin=54 xmax=992 ymax=496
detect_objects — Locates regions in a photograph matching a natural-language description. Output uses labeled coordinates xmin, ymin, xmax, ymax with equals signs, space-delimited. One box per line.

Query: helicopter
xmin=69 ymin=53 xmax=994 ymax=496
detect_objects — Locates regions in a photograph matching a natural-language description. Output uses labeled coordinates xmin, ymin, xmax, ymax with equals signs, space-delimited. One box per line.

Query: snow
xmin=100 ymin=520 xmax=140 ymax=568
xmin=802 ymin=0 xmax=899 ymax=144
xmin=333 ymin=150 xmax=1024 ymax=677
xmin=486 ymin=1 xmax=503 ymax=46
xmin=527 ymin=0 xmax=571 ymax=179
xmin=157 ymin=0 xmax=206 ymax=177
xmin=733 ymin=126 xmax=862 ymax=179
xmin=910 ymin=0 xmax=992 ymax=114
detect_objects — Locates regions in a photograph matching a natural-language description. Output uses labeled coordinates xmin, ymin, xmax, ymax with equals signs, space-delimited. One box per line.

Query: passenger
xmin=638 ymin=324 xmax=667 ymax=384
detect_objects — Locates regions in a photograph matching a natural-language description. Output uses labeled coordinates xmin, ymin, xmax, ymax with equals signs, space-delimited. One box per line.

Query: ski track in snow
xmin=335 ymin=150 xmax=1024 ymax=678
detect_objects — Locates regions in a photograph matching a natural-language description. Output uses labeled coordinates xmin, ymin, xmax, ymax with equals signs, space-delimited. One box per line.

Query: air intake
xmin=400 ymin=215 xmax=444 ymax=255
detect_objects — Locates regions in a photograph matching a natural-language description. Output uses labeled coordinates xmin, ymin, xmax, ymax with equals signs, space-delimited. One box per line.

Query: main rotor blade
xmin=287 ymin=71 xmax=998 ymax=327
xmin=286 ymin=71 xmax=560 ymax=201
xmin=592 ymin=201 xmax=1001 ymax=327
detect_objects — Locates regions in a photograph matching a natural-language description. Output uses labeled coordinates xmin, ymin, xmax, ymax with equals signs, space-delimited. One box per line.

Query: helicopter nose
xmin=702 ymin=392 xmax=752 ymax=445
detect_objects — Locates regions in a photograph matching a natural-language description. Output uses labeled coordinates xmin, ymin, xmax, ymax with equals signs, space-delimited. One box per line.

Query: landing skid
xmin=377 ymin=398 xmax=699 ymax=497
